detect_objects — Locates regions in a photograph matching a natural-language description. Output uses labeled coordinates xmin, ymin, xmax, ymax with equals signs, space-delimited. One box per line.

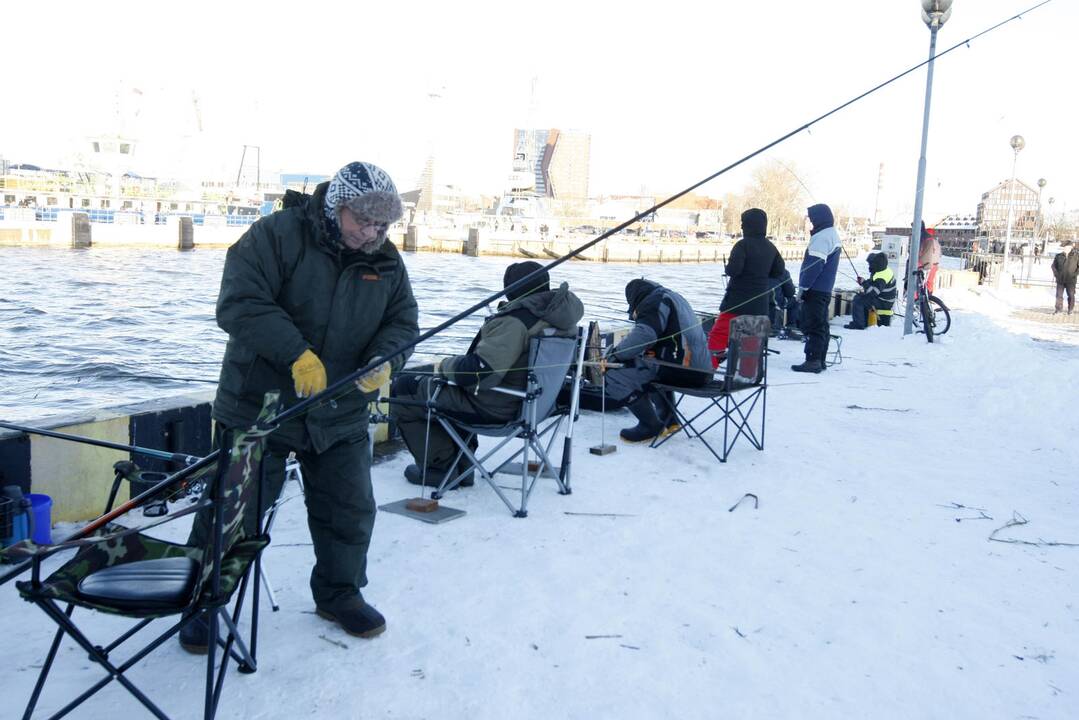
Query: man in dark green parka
xmin=182 ymin=161 xmax=418 ymax=651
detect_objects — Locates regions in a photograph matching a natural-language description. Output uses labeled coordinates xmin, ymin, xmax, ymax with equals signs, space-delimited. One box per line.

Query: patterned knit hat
xmin=323 ymin=161 xmax=403 ymax=226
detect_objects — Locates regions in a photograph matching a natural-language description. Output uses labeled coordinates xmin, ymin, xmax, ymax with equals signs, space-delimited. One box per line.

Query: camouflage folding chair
xmin=0 ymin=394 xmax=278 ymax=720
xmin=651 ymin=315 xmax=771 ymax=463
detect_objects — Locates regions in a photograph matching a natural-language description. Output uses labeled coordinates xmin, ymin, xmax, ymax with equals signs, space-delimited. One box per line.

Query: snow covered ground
xmin=2 ymin=279 xmax=1078 ymax=720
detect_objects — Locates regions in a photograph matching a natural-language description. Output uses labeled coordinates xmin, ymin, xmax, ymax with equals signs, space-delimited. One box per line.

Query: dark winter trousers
xmin=848 ymin=294 xmax=873 ymax=329
xmin=190 ymin=427 xmax=376 ymax=605
xmin=1055 ymin=280 xmax=1076 ymax=313
xmin=390 ymin=369 xmax=515 ymax=471
xmin=800 ymin=289 xmax=832 ymax=361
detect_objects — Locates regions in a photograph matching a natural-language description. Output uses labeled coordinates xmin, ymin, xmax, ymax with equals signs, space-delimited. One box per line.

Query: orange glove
xmin=291 ymin=349 xmax=327 ymax=398
xmin=355 ymin=360 xmax=392 ymax=394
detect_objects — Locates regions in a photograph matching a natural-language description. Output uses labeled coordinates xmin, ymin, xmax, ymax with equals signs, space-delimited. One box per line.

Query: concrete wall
xmin=0 ymin=219 xmax=247 ymax=249
xmin=29 ymin=417 xmax=131 ymax=523
xmin=0 ymin=381 xmax=394 ymax=528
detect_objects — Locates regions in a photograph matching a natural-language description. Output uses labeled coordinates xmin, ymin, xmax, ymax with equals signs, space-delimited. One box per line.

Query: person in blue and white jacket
xmin=793 ymin=203 xmax=841 ymax=373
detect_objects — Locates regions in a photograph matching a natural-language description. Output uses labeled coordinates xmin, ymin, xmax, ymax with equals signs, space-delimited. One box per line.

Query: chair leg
xmin=436 ymin=421 xmax=522 ymax=515
xmin=517 ymin=430 xmax=531 ymax=518
xmin=650 ymin=394 xmax=689 ymax=449
xmin=258 ymin=558 xmax=279 ymax=612
xmin=22 ymin=604 xmax=73 ymax=720
xmin=35 ymin=599 xmax=172 ymax=720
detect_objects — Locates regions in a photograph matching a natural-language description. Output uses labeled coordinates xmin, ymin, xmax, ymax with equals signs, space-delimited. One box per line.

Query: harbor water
xmin=0 ymin=245 xmax=863 ymax=423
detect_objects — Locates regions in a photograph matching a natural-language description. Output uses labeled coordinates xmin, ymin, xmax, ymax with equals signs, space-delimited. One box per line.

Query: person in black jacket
xmin=768 ymin=269 xmax=800 ymax=338
xmin=1052 ymin=240 xmax=1078 ymax=314
xmin=604 ymin=279 xmax=712 ymax=442
xmin=707 ymin=208 xmax=785 ymax=366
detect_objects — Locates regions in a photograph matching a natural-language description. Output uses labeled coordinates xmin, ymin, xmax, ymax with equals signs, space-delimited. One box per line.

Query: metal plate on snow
xmin=378 ymin=498 xmax=466 ymax=524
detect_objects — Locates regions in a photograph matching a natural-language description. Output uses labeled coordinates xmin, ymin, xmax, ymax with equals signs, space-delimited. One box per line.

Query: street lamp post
xmin=905 ymin=0 xmax=953 ymax=336
xmin=1000 ymin=134 xmax=1024 ymax=283
xmin=1036 ymin=178 xmax=1047 ymax=255
xmin=1048 ymin=196 xmax=1056 ymax=243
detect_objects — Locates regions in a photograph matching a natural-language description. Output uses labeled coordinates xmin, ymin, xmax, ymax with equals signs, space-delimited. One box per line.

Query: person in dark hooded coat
xmin=604 ymin=279 xmax=711 ymax=442
xmin=707 ymin=208 xmax=785 ymax=367
xmin=390 ymin=261 xmax=584 ymax=487
xmin=793 ymin=203 xmax=841 ymax=373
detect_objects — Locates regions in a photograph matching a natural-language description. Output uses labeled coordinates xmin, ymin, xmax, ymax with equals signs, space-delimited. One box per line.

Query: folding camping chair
xmin=426 ymin=328 xmax=584 ymax=518
xmin=2 ymin=393 xmax=279 ymax=720
xmin=827 ymin=333 xmax=843 ymax=367
xmin=651 ymin=315 xmax=770 ymax=464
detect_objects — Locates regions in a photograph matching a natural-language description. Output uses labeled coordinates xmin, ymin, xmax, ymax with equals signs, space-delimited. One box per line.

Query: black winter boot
xmin=791 ymin=358 xmax=823 ymax=374
xmin=316 ymin=594 xmax=386 ymax=638
xmin=178 ymin=612 xmax=209 ymax=655
xmin=620 ymin=393 xmax=665 ymax=443
xmin=404 ymin=463 xmax=474 ymax=488
xmin=652 ymin=390 xmax=680 ymax=436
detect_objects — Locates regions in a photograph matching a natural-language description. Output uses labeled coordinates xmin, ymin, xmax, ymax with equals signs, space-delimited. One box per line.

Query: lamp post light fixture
xmin=904 ymin=0 xmax=953 ymax=336
xmin=1000 ymin=134 xmax=1025 ymax=284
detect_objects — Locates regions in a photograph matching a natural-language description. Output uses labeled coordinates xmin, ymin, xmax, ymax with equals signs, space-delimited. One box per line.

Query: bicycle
xmin=909 ymin=266 xmax=951 ymax=342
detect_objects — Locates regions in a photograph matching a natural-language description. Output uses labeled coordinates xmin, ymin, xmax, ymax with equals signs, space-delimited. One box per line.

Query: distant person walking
xmin=1051 ymin=240 xmax=1079 ymax=314
xmin=707 ymin=208 xmax=785 ymax=367
xmin=792 ymin=203 xmax=841 ymax=373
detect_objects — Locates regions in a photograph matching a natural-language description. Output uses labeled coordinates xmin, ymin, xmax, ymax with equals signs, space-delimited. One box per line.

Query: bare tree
xmin=721 ymin=190 xmax=744 ymax=237
xmin=741 ymin=160 xmax=809 ymax=240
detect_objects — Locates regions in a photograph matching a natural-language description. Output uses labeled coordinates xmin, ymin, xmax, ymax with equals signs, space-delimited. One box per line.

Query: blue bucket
xmin=28 ymin=493 xmax=52 ymax=545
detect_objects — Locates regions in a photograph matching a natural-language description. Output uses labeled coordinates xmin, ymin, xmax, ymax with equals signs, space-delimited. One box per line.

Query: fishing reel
xmin=111 ymin=461 xmax=203 ymax=517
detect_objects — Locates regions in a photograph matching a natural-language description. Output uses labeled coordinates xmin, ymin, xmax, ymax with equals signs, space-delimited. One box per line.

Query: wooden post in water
xmin=177 ymin=217 xmax=194 ymax=250
xmin=404 ymin=224 xmax=419 ymax=252
xmin=70 ymin=212 xmax=91 ymax=248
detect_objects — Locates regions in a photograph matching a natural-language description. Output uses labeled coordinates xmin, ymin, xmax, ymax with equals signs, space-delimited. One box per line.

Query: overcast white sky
xmin=1 ymin=0 xmax=1075 ymax=220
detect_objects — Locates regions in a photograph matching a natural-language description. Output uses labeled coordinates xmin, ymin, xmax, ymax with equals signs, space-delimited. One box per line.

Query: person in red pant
xmin=707 ymin=208 xmax=785 ymax=367
xmin=918 ymin=222 xmax=941 ymax=294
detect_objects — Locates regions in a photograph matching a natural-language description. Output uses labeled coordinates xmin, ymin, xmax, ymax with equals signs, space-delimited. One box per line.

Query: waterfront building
xmin=511 ymin=128 xmax=591 ymax=204
xmin=976 ymin=178 xmax=1039 ymax=243
xmin=933 ymin=214 xmax=979 ymax=256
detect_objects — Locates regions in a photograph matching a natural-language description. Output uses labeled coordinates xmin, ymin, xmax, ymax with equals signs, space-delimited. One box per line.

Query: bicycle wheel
xmin=920 ymin=295 xmax=934 ymax=343
xmin=927 ymin=295 xmax=951 ymax=335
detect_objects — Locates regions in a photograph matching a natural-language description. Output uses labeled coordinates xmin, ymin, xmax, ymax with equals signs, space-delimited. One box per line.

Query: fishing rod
xmin=841 ymin=246 xmax=862 ymax=281
xmin=271 ymin=0 xmax=1053 ymax=430
xmin=0 ymin=421 xmax=201 ymax=465
xmin=2 ymin=0 xmax=1050 ymax=579
xmin=0 ymin=448 xmax=219 ymax=585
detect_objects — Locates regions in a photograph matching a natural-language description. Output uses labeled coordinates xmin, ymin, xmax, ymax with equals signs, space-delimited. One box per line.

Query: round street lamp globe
xmin=921 ymin=0 xmax=953 ymax=27
xmin=1038 ymin=178 xmax=1047 ymax=189
xmin=1010 ymin=135 xmax=1025 ymax=152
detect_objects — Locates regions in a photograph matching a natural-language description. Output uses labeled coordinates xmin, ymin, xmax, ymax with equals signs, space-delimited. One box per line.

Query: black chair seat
xmin=650 ymin=316 xmax=770 ymax=464
xmin=77 ymin=556 xmax=199 ymax=612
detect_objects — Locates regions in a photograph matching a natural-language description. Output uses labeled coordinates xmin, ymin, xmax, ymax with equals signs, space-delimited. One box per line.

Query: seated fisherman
xmin=390 ymin=261 xmax=583 ymax=486
xmin=845 ymin=251 xmax=896 ymax=329
xmin=604 ymin=279 xmax=712 ymax=443
xmin=769 ymin=268 xmax=800 ymax=338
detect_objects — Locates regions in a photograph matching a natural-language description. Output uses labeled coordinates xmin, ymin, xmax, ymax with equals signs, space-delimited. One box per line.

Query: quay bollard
xmin=71 ymin=212 xmax=91 ymax=249
xmin=463 ymin=227 xmax=482 ymax=257
xmin=177 ymin=217 xmax=194 ymax=250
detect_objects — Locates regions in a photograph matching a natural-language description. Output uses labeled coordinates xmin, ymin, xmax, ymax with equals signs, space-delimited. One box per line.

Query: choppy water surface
xmin=0 ymin=245 xmax=862 ymax=423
